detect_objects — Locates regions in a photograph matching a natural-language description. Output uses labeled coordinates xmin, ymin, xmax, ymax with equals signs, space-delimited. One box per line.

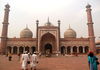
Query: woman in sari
xmin=88 ymin=52 xmax=98 ymax=70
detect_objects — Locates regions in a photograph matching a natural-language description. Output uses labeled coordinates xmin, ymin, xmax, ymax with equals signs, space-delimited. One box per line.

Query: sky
xmin=0 ymin=0 xmax=100 ymax=41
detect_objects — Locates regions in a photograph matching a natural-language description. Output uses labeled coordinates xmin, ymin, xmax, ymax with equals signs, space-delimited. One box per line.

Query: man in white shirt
xmin=30 ymin=53 xmax=38 ymax=70
xmin=21 ymin=51 xmax=29 ymax=70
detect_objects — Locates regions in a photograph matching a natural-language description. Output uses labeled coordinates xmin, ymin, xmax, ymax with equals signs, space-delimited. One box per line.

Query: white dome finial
xmin=26 ymin=24 xmax=28 ymax=28
xmin=47 ymin=17 xmax=50 ymax=24
xmin=69 ymin=24 xmax=71 ymax=29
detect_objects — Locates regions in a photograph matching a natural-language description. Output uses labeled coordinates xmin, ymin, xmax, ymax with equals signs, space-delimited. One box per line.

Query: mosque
xmin=0 ymin=4 xmax=97 ymax=55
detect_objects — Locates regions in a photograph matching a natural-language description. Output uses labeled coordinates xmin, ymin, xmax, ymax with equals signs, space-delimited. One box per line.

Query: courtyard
xmin=0 ymin=55 xmax=100 ymax=70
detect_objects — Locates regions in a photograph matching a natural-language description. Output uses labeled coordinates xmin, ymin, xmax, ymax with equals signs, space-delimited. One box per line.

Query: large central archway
xmin=40 ymin=33 xmax=56 ymax=54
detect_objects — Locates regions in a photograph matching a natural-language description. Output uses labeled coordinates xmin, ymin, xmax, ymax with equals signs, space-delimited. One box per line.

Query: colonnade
xmin=60 ymin=46 xmax=89 ymax=54
xmin=7 ymin=46 xmax=36 ymax=54
xmin=7 ymin=46 xmax=89 ymax=54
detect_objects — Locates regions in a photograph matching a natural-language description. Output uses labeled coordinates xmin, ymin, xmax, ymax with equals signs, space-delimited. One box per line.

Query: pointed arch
xmin=73 ymin=46 xmax=77 ymax=53
xmin=25 ymin=46 xmax=29 ymax=53
xmin=13 ymin=46 xmax=17 ymax=54
xmin=85 ymin=46 xmax=89 ymax=53
xmin=79 ymin=46 xmax=83 ymax=53
xmin=31 ymin=46 xmax=36 ymax=53
xmin=60 ymin=46 xmax=65 ymax=55
xmin=44 ymin=43 xmax=52 ymax=54
xmin=7 ymin=46 xmax=12 ymax=53
xmin=67 ymin=46 xmax=71 ymax=54
xmin=19 ymin=46 xmax=23 ymax=54
xmin=40 ymin=32 xmax=56 ymax=54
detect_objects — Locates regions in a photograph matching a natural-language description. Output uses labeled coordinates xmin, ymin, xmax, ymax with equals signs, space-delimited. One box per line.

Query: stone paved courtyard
xmin=0 ymin=55 xmax=100 ymax=70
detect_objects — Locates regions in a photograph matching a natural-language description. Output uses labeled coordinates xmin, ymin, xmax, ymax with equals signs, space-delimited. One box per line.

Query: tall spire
xmin=69 ymin=24 xmax=71 ymax=29
xmin=47 ymin=17 xmax=51 ymax=25
xmin=48 ymin=17 xmax=50 ymax=23
xmin=86 ymin=4 xmax=96 ymax=53
xmin=26 ymin=24 xmax=28 ymax=28
xmin=0 ymin=4 xmax=10 ymax=54
xmin=1 ymin=3 xmax=10 ymax=38
xmin=45 ymin=17 xmax=53 ymax=26
xmin=36 ymin=20 xmax=39 ymax=52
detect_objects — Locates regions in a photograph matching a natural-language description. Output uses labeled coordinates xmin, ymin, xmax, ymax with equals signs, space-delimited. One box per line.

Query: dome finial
xmin=26 ymin=24 xmax=28 ymax=28
xmin=47 ymin=17 xmax=51 ymax=26
xmin=44 ymin=17 xmax=54 ymax=26
xmin=48 ymin=17 xmax=50 ymax=23
xmin=69 ymin=24 xmax=71 ymax=29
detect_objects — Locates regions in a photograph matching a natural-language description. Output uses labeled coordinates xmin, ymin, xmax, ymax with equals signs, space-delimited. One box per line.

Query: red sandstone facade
xmin=0 ymin=4 xmax=96 ymax=55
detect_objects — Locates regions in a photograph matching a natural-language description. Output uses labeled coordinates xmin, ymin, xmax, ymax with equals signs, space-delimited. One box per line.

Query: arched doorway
xmin=31 ymin=46 xmax=36 ymax=53
xmin=19 ymin=46 xmax=23 ymax=54
xmin=85 ymin=46 xmax=89 ymax=53
xmin=61 ymin=46 xmax=65 ymax=55
xmin=73 ymin=46 xmax=77 ymax=53
xmin=67 ymin=46 xmax=71 ymax=54
xmin=40 ymin=33 xmax=56 ymax=54
xmin=79 ymin=46 xmax=83 ymax=53
xmin=25 ymin=46 xmax=29 ymax=52
xmin=44 ymin=43 xmax=52 ymax=54
xmin=7 ymin=46 xmax=12 ymax=53
xmin=13 ymin=46 xmax=17 ymax=54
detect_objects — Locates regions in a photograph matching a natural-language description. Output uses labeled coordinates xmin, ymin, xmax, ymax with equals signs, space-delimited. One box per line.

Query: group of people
xmin=20 ymin=51 xmax=38 ymax=70
xmin=6 ymin=51 xmax=99 ymax=70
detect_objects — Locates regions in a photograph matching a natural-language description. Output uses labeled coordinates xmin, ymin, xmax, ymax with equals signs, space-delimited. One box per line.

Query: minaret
xmin=0 ymin=4 xmax=10 ymax=54
xmin=36 ymin=20 xmax=39 ymax=53
xmin=86 ymin=4 xmax=96 ymax=53
xmin=58 ymin=20 xmax=60 ymax=53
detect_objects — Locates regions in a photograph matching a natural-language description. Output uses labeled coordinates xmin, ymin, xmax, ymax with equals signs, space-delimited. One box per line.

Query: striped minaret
xmin=86 ymin=4 xmax=96 ymax=53
xmin=0 ymin=4 xmax=10 ymax=54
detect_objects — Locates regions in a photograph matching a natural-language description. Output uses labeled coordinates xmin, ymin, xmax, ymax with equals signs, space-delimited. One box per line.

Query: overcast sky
xmin=0 ymin=0 xmax=100 ymax=41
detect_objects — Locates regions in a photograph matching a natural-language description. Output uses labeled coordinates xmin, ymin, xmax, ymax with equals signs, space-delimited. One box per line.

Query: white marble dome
xmin=64 ymin=26 xmax=76 ymax=38
xmin=20 ymin=27 xmax=33 ymax=38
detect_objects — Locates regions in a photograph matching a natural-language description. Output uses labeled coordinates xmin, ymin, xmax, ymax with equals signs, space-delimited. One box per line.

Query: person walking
xmin=20 ymin=51 xmax=29 ymax=70
xmin=8 ymin=52 xmax=12 ymax=61
xmin=18 ymin=53 xmax=21 ymax=61
xmin=30 ymin=53 xmax=38 ymax=70
xmin=88 ymin=51 xmax=99 ymax=70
